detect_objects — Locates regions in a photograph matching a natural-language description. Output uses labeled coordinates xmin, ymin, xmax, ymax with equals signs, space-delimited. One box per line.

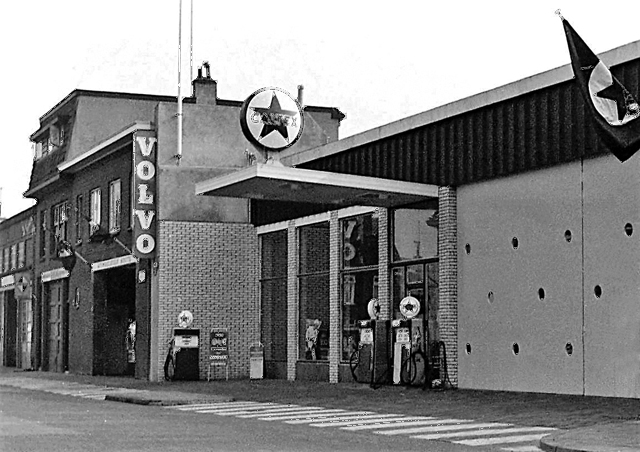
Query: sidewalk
xmin=2 ymin=367 xmax=639 ymax=451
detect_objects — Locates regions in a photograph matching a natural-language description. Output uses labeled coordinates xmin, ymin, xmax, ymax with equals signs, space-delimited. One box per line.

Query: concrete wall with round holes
xmin=458 ymin=154 xmax=640 ymax=397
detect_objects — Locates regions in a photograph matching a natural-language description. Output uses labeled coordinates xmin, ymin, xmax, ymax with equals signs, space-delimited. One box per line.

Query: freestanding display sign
xmin=208 ymin=328 xmax=229 ymax=381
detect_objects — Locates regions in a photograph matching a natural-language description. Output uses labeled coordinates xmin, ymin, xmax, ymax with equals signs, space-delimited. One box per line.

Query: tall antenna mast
xmin=176 ymin=0 xmax=184 ymax=164
xmin=190 ymin=0 xmax=194 ymax=85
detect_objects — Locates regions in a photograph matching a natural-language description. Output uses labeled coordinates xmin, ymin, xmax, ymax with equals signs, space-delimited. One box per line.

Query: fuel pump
xmin=392 ymin=296 xmax=427 ymax=386
xmin=350 ymin=298 xmax=390 ymax=386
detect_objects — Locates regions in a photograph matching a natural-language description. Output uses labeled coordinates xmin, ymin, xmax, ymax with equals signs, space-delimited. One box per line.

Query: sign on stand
xmin=208 ymin=328 xmax=229 ymax=381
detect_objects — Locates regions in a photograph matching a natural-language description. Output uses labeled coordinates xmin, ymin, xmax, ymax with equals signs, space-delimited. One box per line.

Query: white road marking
xmin=342 ymin=417 xmax=436 ymax=431
xmin=309 ymin=414 xmax=401 ymax=427
xmin=258 ymin=409 xmax=347 ymax=421
xmin=374 ymin=419 xmax=474 ymax=434
xmin=286 ymin=412 xmax=374 ymax=424
xmin=454 ymin=431 xmax=555 ymax=446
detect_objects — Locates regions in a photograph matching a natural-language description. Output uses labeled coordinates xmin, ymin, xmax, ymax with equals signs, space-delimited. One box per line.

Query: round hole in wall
xmin=512 ymin=343 xmax=520 ymax=355
xmin=465 ymin=243 xmax=471 ymax=255
xmin=594 ymin=285 xmax=603 ymax=299
xmin=564 ymin=230 xmax=572 ymax=243
xmin=538 ymin=288 xmax=545 ymax=301
xmin=487 ymin=291 xmax=495 ymax=304
xmin=625 ymin=223 xmax=633 ymax=237
xmin=512 ymin=237 xmax=519 ymax=249
xmin=565 ymin=342 xmax=573 ymax=356
xmin=465 ymin=343 xmax=472 ymax=355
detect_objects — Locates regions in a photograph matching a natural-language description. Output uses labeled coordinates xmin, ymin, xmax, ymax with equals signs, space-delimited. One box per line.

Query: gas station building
xmin=198 ymin=38 xmax=640 ymax=398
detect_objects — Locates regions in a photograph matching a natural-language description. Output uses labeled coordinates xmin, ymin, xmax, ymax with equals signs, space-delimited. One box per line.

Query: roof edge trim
xmin=58 ymin=121 xmax=153 ymax=173
xmin=282 ymin=40 xmax=640 ymax=167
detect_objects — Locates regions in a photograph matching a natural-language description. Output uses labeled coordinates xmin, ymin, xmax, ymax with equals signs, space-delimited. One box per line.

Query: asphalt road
xmin=1 ymin=385 xmax=481 ymax=452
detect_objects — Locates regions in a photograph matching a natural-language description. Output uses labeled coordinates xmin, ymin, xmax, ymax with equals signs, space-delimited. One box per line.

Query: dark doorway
xmin=3 ymin=291 xmax=17 ymax=367
xmin=93 ymin=265 xmax=136 ymax=376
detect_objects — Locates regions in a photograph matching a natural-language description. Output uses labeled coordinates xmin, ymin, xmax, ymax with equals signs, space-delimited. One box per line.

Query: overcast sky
xmin=1 ymin=0 xmax=639 ymax=218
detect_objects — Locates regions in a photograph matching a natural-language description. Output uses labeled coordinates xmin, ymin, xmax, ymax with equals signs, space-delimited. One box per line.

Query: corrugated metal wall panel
xmin=302 ymin=59 xmax=640 ymax=188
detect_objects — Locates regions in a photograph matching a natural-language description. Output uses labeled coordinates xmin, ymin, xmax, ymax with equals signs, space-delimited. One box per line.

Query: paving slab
xmin=540 ymin=421 xmax=640 ymax=452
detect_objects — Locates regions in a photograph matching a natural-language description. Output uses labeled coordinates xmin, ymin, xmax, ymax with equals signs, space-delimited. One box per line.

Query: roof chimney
xmin=297 ymin=85 xmax=304 ymax=107
xmin=192 ymin=61 xmax=217 ymax=105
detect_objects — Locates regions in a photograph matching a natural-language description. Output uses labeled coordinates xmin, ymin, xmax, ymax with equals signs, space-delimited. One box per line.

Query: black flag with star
xmin=562 ymin=19 xmax=640 ymax=162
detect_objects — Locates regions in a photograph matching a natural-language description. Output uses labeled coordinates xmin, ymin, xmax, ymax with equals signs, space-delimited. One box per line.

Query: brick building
xmin=0 ymin=208 xmax=36 ymax=370
xmin=22 ymin=68 xmax=344 ymax=381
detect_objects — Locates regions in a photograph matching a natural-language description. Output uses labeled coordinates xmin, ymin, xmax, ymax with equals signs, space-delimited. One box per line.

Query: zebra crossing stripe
xmin=171 ymin=402 xmax=261 ymax=410
xmin=309 ymin=414 xmax=404 ymax=427
xmin=258 ymin=409 xmax=346 ymax=421
xmin=374 ymin=419 xmax=475 ymax=435
xmin=500 ymin=446 xmax=543 ymax=452
xmin=378 ymin=422 xmax=510 ymax=437
xmin=196 ymin=404 xmax=287 ymax=414
xmin=341 ymin=417 xmax=439 ymax=431
xmin=208 ymin=403 xmax=294 ymax=415
xmin=453 ymin=430 xmax=555 ymax=446
xmin=411 ymin=425 xmax=550 ymax=440
xmin=237 ymin=407 xmax=324 ymax=418
xmin=286 ymin=412 xmax=374 ymax=425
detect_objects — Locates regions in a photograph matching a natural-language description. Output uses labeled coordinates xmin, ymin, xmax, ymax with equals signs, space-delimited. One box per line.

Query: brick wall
xmin=438 ymin=186 xmax=458 ymax=386
xmin=157 ymin=220 xmax=259 ymax=381
xmin=329 ymin=211 xmax=340 ymax=382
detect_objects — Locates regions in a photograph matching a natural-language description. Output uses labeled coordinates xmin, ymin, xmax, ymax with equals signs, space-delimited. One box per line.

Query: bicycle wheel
xmin=164 ymin=353 xmax=175 ymax=381
xmin=349 ymin=349 xmax=360 ymax=382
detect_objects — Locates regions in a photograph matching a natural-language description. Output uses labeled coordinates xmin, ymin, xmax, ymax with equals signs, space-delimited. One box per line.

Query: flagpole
xmin=190 ymin=0 xmax=194 ymax=87
xmin=176 ymin=0 xmax=184 ymax=164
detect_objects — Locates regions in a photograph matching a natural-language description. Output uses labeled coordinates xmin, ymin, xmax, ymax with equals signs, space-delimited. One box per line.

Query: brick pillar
xmin=286 ymin=221 xmax=298 ymax=381
xmin=438 ymin=186 xmax=458 ymax=387
xmin=329 ymin=211 xmax=340 ymax=383
xmin=377 ymin=208 xmax=390 ymax=321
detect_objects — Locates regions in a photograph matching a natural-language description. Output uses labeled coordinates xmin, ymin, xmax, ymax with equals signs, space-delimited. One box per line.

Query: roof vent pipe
xmin=297 ymin=85 xmax=304 ymax=107
xmin=203 ymin=61 xmax=211 ymax=79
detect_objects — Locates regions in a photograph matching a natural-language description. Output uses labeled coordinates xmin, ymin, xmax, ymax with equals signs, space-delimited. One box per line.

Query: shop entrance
xmin=46 ymin=280 xmax=68 ymax=372
xmin=2 ymin=290 xmax=17 ymax=367
xmin=93 ymin=265 xmax=136 ymax=376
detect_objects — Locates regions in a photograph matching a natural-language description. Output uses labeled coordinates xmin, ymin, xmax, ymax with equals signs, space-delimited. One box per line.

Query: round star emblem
xmin=240 ymin=87 xmax=304 ymax=151
xmin=588 ymin=61 xmax=640 ymax=127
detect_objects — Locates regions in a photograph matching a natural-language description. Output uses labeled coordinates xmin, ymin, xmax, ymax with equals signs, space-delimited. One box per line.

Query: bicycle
xmin=163 ymin=337 xmax=180 ymax=381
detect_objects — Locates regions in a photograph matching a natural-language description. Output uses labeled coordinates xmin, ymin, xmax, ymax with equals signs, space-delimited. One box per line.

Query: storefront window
xmin=341 ymin=213 xmax=379 ymax=361
xmin=392 ymin=207 xmax=438 ymax=262
xmin=391 ymin=263 xmax=440 ymax=344
xmin=343 ymin=213 xmax=378 ymax=268
xmin=260 ymin=230 xmax=288 ymax=363
xmin=298 ymin=222 xmax=329 ymax=361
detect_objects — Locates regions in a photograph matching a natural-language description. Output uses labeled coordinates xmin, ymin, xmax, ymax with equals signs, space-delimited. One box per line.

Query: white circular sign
xmin=399 ymin=296 xmax=420 ymax=319
xmin=240 ymin=87 xmax=304 ymax=151
xmin=178 ymin=310 xmax=193 ymax=328
xmin=367 ymin=298 xmax=380 ymax=320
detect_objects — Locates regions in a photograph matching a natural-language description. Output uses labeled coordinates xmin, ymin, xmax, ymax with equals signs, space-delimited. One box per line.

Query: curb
xmin=539 ymin=422 xmax=640 ymax=452
xmin=104 ymin=393 xmax=235 ymax=407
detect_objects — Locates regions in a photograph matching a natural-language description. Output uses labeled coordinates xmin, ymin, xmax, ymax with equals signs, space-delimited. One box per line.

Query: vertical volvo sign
xmin=133 ymin=130 xmax=157 ymax=258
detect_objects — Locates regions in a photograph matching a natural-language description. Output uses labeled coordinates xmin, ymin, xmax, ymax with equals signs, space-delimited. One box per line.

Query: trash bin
xmin=249 ymin=342 xmax=264 ymax=380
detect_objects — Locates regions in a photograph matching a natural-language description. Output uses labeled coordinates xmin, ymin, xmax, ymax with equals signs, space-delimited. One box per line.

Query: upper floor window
xmin=51 ymin=202 xmax=69 ymax=253
xmin=75 ymin=194 xmax=83 ymax=244
xmin=39 ymin=209 xmax=47 ymax=258
xmin=90 ymin=188 xmax=101 ymax=234
xmin=17 ymin=241 xmax=25 ymax=268
xmin=109 ymin=179 xmax=121 ymax=233
xmin=10 ymin=244 xmax=17 ymax=271
xmin=3 ymin=248 xmax=9 ymax=273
